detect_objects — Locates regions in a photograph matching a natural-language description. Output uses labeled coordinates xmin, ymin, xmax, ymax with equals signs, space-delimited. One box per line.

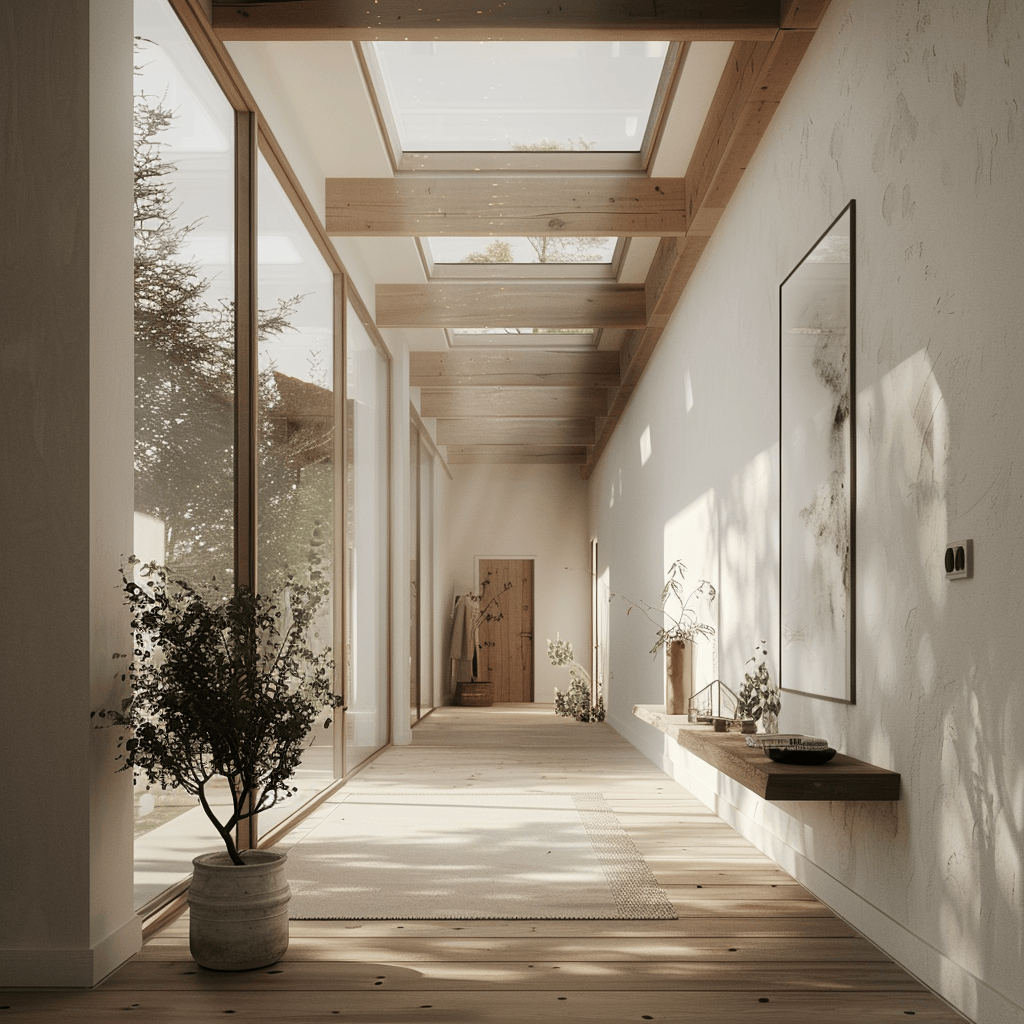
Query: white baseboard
xmin=0 ymin=912 xmax=142 ymax=988
xmin=607 ymin=709 xmax=1024 ymax=1024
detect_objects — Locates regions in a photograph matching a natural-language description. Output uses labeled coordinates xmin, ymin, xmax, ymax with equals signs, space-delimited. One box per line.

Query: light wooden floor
xmin=5 ymin=704 xmax=965 ymax=1022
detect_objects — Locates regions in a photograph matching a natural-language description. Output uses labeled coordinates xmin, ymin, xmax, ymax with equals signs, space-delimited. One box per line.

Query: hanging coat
xmin=449 ymin=593 xmax=479 ymax=682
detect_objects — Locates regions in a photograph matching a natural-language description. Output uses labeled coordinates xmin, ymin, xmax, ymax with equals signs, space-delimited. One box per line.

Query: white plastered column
xmin=0 ymin=0 xmax=141 ymax=986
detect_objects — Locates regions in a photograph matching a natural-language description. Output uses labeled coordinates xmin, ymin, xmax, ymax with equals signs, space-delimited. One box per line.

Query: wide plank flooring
xmin=3 ymin=704 xmax=965 ymax=1022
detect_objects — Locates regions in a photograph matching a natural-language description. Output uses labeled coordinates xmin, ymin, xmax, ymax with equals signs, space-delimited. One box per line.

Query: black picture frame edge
xmin=778 ymin=199 xmax=857 ymax=706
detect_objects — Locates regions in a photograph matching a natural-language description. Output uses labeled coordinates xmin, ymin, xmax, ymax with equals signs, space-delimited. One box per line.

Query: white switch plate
xmin=945 ymin=539 xmax=973 ymax=580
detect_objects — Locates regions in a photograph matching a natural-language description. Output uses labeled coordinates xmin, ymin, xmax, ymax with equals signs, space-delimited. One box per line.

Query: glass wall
xmin=132 ymin=0 xmax=237 ymax=906
xmin=417 ymin=434 xmax=436 ymax=715
xmin=409 ymin=424 xmax=421 ymax=724
xmin=408 ymin=427 xmax=435 ymax=723
xmin=256 ymin=152 xmax=338 ymax=814
xmin=345 ymin=302 xmax=391 ymax=772
xmin=131 ymin=0 xmax=373 ymax=910
xmin=133 ymin=0 xmax=235 ymax=588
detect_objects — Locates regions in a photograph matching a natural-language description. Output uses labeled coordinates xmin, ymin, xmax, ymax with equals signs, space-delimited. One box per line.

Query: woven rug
xmin=284 ymin=791 xmax=676 ymax=920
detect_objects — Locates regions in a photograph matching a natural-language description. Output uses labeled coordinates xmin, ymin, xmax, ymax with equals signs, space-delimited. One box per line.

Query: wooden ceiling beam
xmin=446 ymin=445 xmax=588 ymax=465
xmin=437 ymin=417 xmax=596 ymax=447
xmin=780 ymin=0 xmax=832 ymax=29
xmin=411 ymin=350 xmax=621 ymax=388
xmin=583 ymin=28 xmax=818 ymax=478
xmin=377 ymin=283 xmax=647 ymax=329
xmin=421 ymin=386 xmax=608 ymax=419
xmin=213 ymin=1 xmax=780 ymax=42
xmin=326 ymin=177 xmax=687 ymax=237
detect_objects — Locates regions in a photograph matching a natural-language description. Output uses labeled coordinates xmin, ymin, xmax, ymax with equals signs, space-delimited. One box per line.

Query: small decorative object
xmin=688 ymin=679 xmax=738 ymax=723
xmin=549 ymin=634 xmax=605 ymax=723
xmin=736 ymin=640 xmax=781 ymax=734
xmin=94 ymin=559 xmax=340 ymax=970
xmin=745 ymin=734 xmax=828 ymax=750
xmin=750 ymin=732 xmax=837 ymax=764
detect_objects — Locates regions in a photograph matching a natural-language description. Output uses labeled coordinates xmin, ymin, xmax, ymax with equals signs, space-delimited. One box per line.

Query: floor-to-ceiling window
xmin=132 ymin=0 xmax=238 ymax=906
xmin=417 ymin=431 xmax=436 ymax=716
xmin=256 ymin=150 xmax=338 ymax=807
xmin=409 ymin=423 xmax=436 ymax=724
xmin=409 ymin=423 xmax=421 ymax=724
xmin=133 ymin=0 xmax=235 ymax=589
xmin=344 ymin=301 xmax=391 ymax=772
xmin=130 ymin=0 xmax=380 ymax=910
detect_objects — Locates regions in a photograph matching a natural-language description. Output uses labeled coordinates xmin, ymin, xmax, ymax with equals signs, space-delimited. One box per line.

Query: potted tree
xmin=95 ymin=557 xmax=340 ymax=970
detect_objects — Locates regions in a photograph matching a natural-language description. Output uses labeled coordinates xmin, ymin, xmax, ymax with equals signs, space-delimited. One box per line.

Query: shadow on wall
xmin=782 ymin=346 xmax=1020 ymax=1011
xmin=617 ymin=342 xmax=1022 ymax=1011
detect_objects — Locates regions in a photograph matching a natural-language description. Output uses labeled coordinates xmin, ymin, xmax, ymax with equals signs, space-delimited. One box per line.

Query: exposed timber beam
xmin=213 ymin=1 xmax=780 ymax=42
xmin=446 ymin=445 xmax=588 ymax=465
xmin=780 ymin=0 xmax=832 ymax=29
xmin=436 ymin=417 xmax=596 ymax=447
xmin=421 ymin=386 xmax=609 ymax=420
xmin=410 ymin=401 xmax=453 ymax=479
xmin=411 ymin=350 xmax=621 ymax=388
xmin=377 ymin=283 xmax=646 ymax=330
xmin=325 ymin=177 xmax=687 ymax=237
xmin=582 ymin=28 xmax=820 ymax=478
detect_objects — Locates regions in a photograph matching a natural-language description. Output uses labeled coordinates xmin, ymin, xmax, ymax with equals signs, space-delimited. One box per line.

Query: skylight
xmin=427 ymin=236 xmax=616 ymax=265
xmin=371 ymin=41 xmax=671 ymax=153
xmin=450 ymin=328 xmax=595 ymax=349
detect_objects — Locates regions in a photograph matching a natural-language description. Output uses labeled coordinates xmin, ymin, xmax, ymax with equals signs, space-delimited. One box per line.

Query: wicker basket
xmin=456 ymin=681 xmax=494 ymax=707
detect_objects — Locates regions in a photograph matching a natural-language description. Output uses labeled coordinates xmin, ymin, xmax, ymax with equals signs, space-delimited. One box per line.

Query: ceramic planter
xmin=188 ymin=849 xmax=290 ymax=971
xmin=665 ymin=640 xmax=693 ymax=716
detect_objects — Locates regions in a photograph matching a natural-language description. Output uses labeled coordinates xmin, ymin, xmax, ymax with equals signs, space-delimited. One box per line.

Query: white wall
xmin=589 ymin=3 xmax=1024 ymax=1023
xmin=0 ymin=0 xmax=141 ymax=985
xmin=442 ymin=464 xmax=591 ymax=703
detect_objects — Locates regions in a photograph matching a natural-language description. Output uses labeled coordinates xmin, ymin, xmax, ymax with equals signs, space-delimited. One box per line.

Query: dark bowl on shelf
xmin=765 ymin=747 xmax=837 ymax=765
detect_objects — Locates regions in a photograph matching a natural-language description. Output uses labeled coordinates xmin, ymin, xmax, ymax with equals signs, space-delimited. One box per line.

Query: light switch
xmin=945 ymin=540 xmax=973 ymax=580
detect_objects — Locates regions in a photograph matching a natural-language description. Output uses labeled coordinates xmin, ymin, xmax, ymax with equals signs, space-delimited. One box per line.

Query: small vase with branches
xmin=736 ymin=640 xmax=780 ymax=733
xmin=614 ymin=561 xmax=716 ymax=716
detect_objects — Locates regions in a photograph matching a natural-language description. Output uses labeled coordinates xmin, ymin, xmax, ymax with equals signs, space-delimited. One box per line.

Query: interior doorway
xmin=477 ymin=558 xmax=535 ymax=703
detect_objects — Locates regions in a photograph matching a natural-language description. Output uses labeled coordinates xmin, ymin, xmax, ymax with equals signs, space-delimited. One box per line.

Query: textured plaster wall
xmin=0 ymin=0 xmax=140 ymax=985
xmin=442 ymin=464 xmax=591 ymax=703
xmin=589 ymin=2 xmax=1023 ymax=1022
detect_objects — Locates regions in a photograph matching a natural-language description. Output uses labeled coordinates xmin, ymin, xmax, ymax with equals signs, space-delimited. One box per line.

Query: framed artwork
xmin=779 ymin=201 xmax=856 ymax=704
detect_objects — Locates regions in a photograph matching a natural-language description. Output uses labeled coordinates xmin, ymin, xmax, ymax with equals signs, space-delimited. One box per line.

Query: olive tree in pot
xmin=96 ymin=558 xmax=340 ymax=971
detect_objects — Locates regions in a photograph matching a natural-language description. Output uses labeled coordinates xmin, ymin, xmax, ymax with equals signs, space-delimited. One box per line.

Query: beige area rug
xmin=284 ymin=791 xmax=677 ymax=920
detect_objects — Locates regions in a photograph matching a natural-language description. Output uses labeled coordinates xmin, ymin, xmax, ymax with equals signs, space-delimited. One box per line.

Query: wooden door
xmin=478 ymin=559 xmax=534 ymax=703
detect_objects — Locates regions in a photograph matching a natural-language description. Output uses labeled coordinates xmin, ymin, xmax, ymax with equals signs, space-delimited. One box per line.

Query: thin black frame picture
xmin=779 ymin=201 xmax=856 ymax=705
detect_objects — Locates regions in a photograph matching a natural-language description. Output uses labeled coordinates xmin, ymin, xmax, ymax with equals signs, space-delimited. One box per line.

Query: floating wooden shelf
xmin=633 ymin=705 xmax=901 ymax=801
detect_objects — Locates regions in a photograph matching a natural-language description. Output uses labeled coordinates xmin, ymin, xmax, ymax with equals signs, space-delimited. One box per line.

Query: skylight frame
xmin=357 ymin=41 xmax=684 ymax=175
xmin=421 ymin=237 xmax=629 ymax=281
xmin=446 ymin=328 xmax=600 ymax=351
